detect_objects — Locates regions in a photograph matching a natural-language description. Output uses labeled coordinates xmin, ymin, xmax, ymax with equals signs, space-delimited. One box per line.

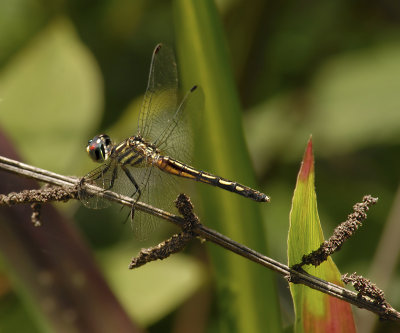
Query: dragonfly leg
xmin=121 ymin=165 xmax=142 ymax=222
xmin=121 ymin=165 xmax=142 ymax=221
xmin=105 ymin=166 xmax=118 ymax=191
xmin=78 ymin=177 xmax=85 ymax=190
xmin=121 ymin=165 xmax=141 ymax=198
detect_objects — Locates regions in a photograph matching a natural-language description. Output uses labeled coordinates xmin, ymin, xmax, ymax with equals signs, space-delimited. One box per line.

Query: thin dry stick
xmin=0 ymin=155 xmax=399 ymax=321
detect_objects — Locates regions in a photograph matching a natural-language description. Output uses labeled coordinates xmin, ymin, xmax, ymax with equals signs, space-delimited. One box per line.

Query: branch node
xmin=129 ymin=194 xmax=200 ymax=269
xmin=287 ymin=265 xmax=307 ymax=284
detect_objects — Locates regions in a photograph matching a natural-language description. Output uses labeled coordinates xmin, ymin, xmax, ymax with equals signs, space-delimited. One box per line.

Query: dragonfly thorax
xmin=128 ymin=136 xmax=160 ymax=165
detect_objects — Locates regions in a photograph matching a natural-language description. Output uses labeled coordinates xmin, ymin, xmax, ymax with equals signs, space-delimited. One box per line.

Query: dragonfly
xmin=79 ymin=43 xmax=269 ymax=237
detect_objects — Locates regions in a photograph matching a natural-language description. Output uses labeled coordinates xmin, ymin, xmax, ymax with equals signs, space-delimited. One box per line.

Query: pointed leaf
xmin=288 ymin=138 xmax=356 ymax=333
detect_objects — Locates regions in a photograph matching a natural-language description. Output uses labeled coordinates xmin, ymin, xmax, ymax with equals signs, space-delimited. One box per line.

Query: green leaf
xmin=311 ymin=43 xmax=400 ymax=153
xmin=288 ymin=138 xmax=356 ymax=333
xmin=97 ymin=244 xmax=205 ymax=326
xmin=246 ymin=42 xmax=400 ymax=167
xmin=174 ymin=1 xmax=281 ymax=332
xmin=0 ymin=18 xmax=102 ymax=174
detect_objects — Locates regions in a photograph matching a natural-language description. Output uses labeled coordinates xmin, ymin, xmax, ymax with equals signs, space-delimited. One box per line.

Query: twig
xmin=0 ymin=155 xmax=399 ymax=321
xmin=129 ymin=232 xmax=194 ymax=269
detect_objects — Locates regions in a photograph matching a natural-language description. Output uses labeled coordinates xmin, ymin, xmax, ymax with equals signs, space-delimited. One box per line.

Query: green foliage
xmin=0 ymin=19 xmax=102 ymax=174
xmin=97 ymin=244 xmax=205 ymax=326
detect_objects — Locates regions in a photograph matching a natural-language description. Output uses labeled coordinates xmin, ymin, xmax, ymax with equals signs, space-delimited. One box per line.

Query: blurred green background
xmin=0 ymin=0 xmax=400 ymax=332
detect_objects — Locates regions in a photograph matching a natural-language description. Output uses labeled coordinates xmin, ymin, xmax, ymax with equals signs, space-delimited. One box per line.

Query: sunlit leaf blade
xmin=0 ymin=18 xmax=102 ymax=174
xmin=98 ymin=244 xmax=205 ymax=326
xmin=174 ymin=0 xmax=281 ymax=332
xmin=288 ymin=138 xmax=356 ymax=333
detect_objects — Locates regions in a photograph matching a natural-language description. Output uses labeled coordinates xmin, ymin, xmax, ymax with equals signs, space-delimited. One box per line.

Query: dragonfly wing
xmin=154 ymin=85 xmax=204 ymax=164
xmin=138 ymin=44 xmax=204 ymax=164
xmin=79 ymin=160 xmax=117 ymax=209
xmin=130 ymin=164 xmax=182 ymax=240
xmin=137 ymin=44 xmax=179 ymax=142
xmin=129 ymin=166 xmax=156 ymax=240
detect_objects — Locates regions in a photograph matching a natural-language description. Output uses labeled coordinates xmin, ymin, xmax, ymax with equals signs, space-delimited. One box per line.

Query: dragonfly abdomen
xmin=156 ymin=156 xmax=270 ymax=202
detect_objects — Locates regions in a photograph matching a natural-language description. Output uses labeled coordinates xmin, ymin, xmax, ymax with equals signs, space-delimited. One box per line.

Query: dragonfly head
xmin=86 ymin=134 xmax=112 ymax=163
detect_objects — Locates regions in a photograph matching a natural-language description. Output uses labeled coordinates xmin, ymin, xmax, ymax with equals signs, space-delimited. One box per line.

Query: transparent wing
xmin=78 ymin=160 xmax=117 ymax=209
xmin=136 ymin=44 xmax=206 ymax=163
xmin=130 ymin=164 xmax=183 ymax=240
xmin=137 ymin=43 xmax=178 ymax=143
xmin=106 ymin=161 xmax=182 ymax=241
xmin=154 ymin=85 xmax=204 ymax=164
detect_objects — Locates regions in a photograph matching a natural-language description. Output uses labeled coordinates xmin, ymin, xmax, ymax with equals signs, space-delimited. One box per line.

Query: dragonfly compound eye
xmin=86 ymin=135 xmax=109 ymax=163
xmin=102 ymin=135 xmax=112 ymax=148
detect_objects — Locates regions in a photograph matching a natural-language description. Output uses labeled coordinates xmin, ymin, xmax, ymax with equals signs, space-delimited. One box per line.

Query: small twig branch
xmin=294 ymin=195 xmax=378 ymax=268
xmin=129 ymin=193 xmax=202 ymax=268
xmin=0 ymin=155 xmax=399 ymax=321
xmin=342 ymin=273 xmax=389 ymax=307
